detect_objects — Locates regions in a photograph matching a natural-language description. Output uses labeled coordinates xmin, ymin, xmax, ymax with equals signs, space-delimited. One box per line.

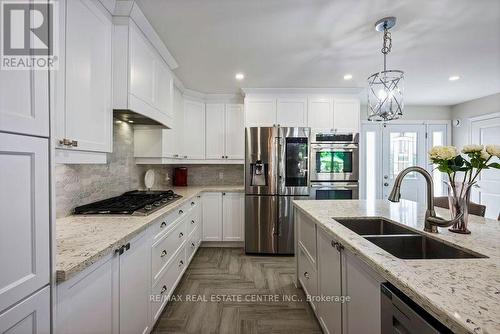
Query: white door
xmin=317 ymin=231 xmax=342 ymax=334
xmin=382 ymin=124 xmax=426 ymax=202
xmin=0 ymin=69 xmax=49 ymax=137
xmin=0 ymin=133 xmax=49 ymax=312
xmin=225 ymin=104 xmax=245 ymax=160
xmin=308 ymin=97 xmax=333 ymax=129
xmin=276 ymin=97 xmax=307 ymax=127
xmin=119 ymin=232 xmax=150 ymax=334
xmin=202 ymin=193 xmax=222 ymax=241
xmin=222 ymin=193 xmax=244 ymax=241
xmin=333 ymin=98 xmax=360 ymax=132
xmin=183 ymin=100 xmax=205 ymax=159
xmin=427 ymin=124 xmax=450 ymax=197
xmin=471 ymin=115 xmax=500 ymax=219
xmin=0 ymin=287 xmax=50 ymax=334
xmin=205 ymin=103 xmax=225 ymax=159
xmin=244 ymin=98 xmax=276 ymax=127
xmin=64 ymin=0 xmax=112 ymax=152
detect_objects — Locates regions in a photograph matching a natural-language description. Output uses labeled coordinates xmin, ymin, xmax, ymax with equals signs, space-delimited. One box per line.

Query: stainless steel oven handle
xmin=310 ymin=183 xmax=358 ymax=188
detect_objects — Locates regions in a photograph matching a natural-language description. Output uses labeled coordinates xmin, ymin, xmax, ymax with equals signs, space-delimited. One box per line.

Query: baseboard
xmin=200 ymin=241 xmax=244 ymax=248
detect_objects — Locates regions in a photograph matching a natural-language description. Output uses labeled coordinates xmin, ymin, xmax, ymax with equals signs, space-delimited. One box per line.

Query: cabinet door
xmin=0 ymin=69 xmax=49 ymax=137
xmin=64 ymin=0 xmax=112 ymax=152
xmin=0 ymin=133 xmax=49 ymax=312
xmin=119 ymin=232 xmax=150 ymax=334
xmin=129 ymin=23 xmax=156 ymax=107
xmin=277 ymin=97 xmax=307 ymax=127
xmin=333 ymin=98 xmax=360 ymax=132
xmin=317 ymin=231 xmax=342 ymax=334
xmin=202 ymin=193 xmax=222 ymax=241
xmin=205 ymin=103 xmax=225 ymax=159
xmin=308 ymin=97 xmax=333 ymax=129
xmin=222 ymin=193 xmax=244 ymax=241
xmin=342 ymin=251 xmax=383 ymax=334
xmin=244 ymin=98 xmax=276 ymax=127
xmin=0 ymin=287 xmax=50 ymax=334
xmin=225 ymin=104 xmax=245 ymax=160
xmin=156 ymin=60 xmax=174 ymax=118
xmin=183 ymin=100 xmax=205 ymax=159
xmin=162 ymin=86 xmax=184 ymax=157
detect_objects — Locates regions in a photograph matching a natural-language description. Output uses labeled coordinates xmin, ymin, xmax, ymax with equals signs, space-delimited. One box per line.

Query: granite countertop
xmin=293 ymin=199 xmax=500 ymax=334
xmin=56 ymin=185 xmax=244 ymax=283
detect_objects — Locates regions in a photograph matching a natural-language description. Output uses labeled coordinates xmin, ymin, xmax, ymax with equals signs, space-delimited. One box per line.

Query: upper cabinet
xmin=183 ymin=100 xmax=206 ymax=159
xmin=113 ymin=19 xmax=174 ymax=127
xmin=54 ymin=0 xmax=113 ymax=163
xmin=206 ymin=103 xmax=244 ymax=161
xmin=245 ymin=93 xmax=360 ymax=132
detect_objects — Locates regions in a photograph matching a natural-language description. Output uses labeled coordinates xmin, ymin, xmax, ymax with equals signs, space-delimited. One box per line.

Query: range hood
xmin=113 ymin=109 xmax=167 ymax=127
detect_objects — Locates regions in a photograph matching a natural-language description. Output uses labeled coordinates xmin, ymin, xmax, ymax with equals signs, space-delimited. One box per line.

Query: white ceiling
xmin=136 ymin=0 xmax=500 ymax=105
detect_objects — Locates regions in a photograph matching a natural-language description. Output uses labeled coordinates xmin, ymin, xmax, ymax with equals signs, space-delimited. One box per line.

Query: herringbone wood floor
xmin=152 ymin=247 xmax=322 ymax=334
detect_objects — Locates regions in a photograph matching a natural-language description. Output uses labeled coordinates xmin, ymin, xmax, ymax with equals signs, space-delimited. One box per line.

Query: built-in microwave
xmin=310 ymin=182 xmax=359 ymax=200
xmin=310 ymin=131 xmax=359 ymax=182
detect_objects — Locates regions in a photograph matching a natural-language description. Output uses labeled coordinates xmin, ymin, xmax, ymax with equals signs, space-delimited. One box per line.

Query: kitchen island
xmin=293 ymin=199 xmax=500 ymax=334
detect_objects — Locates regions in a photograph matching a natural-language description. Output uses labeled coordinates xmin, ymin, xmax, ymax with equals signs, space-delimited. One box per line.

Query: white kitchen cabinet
xmin=119 ymin=232 xmax=151 ymax=334
xmin=113 ymin=19 xmax=174 ymax=128
xmin=0 ymin=133 xmax=49 ymax=313
xmin=244 ymin=98 xmax=276 ymax=127
xmin=317 ymin=229 xmax=342 ymax=334
xmin=333 ymin=98 xmax=360 ymax=132
xmin=308 ymin=97 xmax=334 ymax=129
xmin=202 ymin=192 xmax=223 ymax=241
xmin=54 ymin=0 xmax=112 ymax=158
xmin=205 ymin=103 xmax=245 ymax=161
xmin=341 ymin=250 xmax=383 ymax=334
xmin=0 ymin=287 xmax=50 ymax=334
xmin=0 ymin=69 xmax=49 ymax=137
xmin=224 ymin=104 xmax=245 ymax=160
xmin=205 ymin=103 xmax=226 ymax=159
xmin=183 ymin=100 xmax=206 ymax=159
xmin=222 ymin=192 xmax=244 ymax=241
xmin=277 ymin=97 xmax=307 ymax=127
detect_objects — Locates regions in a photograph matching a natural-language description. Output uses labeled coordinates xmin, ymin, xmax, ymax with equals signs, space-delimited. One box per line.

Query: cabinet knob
xmin=160 ymin=285 xmax=167 ymax=294
xmin=221 ymin=155 xmax=224 ymax=159
xmin=160 ymin=221 xmax=167 ymax=229
xmin=179 ymin=260 xmax=184 ymax=267
xmin=191 ymin=242 xmax=195 ymax=248
xmin=179 ymin=232 xmax=184 ymax=238
xmin=59 ymin=138 xmax=72 ymax=146
xmin=303 ymin=271 xmax=310 ymax=279
xmin=179 ymin=209 xmax=184 ymax=215
xmin=184 ymin=155 xmax=188 ymax=159
xmin=174 ymin=154 xmax=179 ymax=158
xmin=71 ymin=140 xmax=78 ymax=147
xmin=161 ymin=250 xmax=167 ymax=258
xmin=125 ymin=243 xmax=130 ymax=251
xmin=191 ymin=220 xmax=195 ymax=224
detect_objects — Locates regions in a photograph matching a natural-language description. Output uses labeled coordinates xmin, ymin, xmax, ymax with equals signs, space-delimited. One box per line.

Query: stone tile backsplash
xmin=55 ymin=122 xmax=243 ymax=218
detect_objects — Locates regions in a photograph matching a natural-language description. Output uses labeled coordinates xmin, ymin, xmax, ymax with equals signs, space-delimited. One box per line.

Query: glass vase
xmin=447 ymin=181 xmax=474 ymax=234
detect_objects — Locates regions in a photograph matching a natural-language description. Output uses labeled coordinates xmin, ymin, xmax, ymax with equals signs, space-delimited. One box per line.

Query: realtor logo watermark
xmin=1 ymin=0 xmax=58 ymax=70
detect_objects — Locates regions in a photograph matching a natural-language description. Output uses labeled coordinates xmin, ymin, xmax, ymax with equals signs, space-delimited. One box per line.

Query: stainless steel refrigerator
xmin=245 ymin=126 xmax=310 ymax=254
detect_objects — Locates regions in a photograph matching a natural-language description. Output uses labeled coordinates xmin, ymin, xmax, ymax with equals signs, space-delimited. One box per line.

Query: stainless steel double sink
xmin=332 ymin=217 xmax=487 ymax=260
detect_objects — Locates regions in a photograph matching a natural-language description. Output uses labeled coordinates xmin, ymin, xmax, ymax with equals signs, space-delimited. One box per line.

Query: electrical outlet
xmin=218 ymin=172 xmax=224 ymax=180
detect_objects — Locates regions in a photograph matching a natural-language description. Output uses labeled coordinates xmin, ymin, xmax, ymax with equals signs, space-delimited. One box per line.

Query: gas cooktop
xmin=73 ymin=190 xmax=182 ymax=216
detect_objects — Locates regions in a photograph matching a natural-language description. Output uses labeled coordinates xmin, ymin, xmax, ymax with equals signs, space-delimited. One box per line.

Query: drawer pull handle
xmin=160 ymin=222 xmax=167 ymax=228
xmin=331 ymin=240 xmax=338 ymax=248
xmin=179 ymin=232 xmax=184 ymax=238
xmin=161 ymin=250 xmax=167 ymax=258
xmin=304 ymin=272 xmax=310 ymax=279
xmin=179 ymin=260 xmax=184 ymax=267
xmin=179 ymin=209 xmax=184 ymax=215
xmin=125 ymin=243 xmax=130 ymax=251
xmin=191 ymin=220 xmax=195 ymax=224
xmin=160 ymin=285 xmax=167 ymax=294
xmin=191 ymin=242 xmax=195 ymax=248
xmin=191 ymin=201 xmax=195 ymax=206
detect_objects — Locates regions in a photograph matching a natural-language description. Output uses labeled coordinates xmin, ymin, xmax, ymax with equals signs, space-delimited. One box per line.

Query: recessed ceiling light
xmin=449 ymin=75 xmax=460 ymax=81
xmin=235 ymin=73 xmax=245 ymax=80
xmin=343 ymin=74 xmax=353 ymax=80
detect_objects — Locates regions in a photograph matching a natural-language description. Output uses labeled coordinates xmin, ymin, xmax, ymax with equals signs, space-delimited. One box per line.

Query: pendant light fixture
xmin=367 ymin=17 xmax=404 ymax=122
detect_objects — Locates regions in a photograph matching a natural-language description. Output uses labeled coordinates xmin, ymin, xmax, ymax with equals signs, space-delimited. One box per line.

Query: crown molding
xmin=241 ymin=87 xmax=364 ymax=96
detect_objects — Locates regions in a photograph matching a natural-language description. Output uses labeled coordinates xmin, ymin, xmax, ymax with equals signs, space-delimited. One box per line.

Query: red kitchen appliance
xmin=173 ymin=167 xmax=188 ymax=186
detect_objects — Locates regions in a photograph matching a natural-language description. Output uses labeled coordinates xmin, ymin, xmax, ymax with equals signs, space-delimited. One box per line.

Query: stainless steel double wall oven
xmin=309 ymin=130 xmax=360 ymax=200
xmin=245 ymin=126 xmax=310 ymax=255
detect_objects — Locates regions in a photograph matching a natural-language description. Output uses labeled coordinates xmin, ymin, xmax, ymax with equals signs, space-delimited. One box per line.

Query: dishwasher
xmin=381 ymin=283 xmax=453 ymax=334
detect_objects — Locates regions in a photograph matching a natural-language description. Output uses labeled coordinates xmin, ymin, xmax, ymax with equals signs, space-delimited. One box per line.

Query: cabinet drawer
xmin=298 ymin=245 xmax=317 ymax=310
xmin=298 ymin=210 xmax=317 ymax=263
xmin=151 ymin=247 xmax=186 ymax=322
xmin=152 ymin=204 xmax=188 ymax=241
xmin=151 ymin=219 xmax=186 ymax=283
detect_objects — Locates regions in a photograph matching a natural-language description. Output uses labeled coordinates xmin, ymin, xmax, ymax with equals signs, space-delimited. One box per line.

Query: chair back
xmin=433 ymin=196 xmax=486 ymax=217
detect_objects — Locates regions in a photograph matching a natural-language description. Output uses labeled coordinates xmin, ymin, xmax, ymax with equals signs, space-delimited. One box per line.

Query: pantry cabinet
xmin=206 ymin=103 xmax=244 ymax=161
xmin=202 ymin=192 xmax=244 ymax=242
xmin=183 ymin=100 xmax=206 ymax=159
xmin=54 ymin=0 xmax=113 ymax=161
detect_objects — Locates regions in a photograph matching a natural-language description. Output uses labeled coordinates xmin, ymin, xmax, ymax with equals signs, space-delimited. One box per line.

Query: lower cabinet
xmin=0 ymin=287 xmax=50 ymax=334
xmin=296 ymin=209 xmax=384 ymax=334
xmin=202 ymin=192 xmax=244 ymax=242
